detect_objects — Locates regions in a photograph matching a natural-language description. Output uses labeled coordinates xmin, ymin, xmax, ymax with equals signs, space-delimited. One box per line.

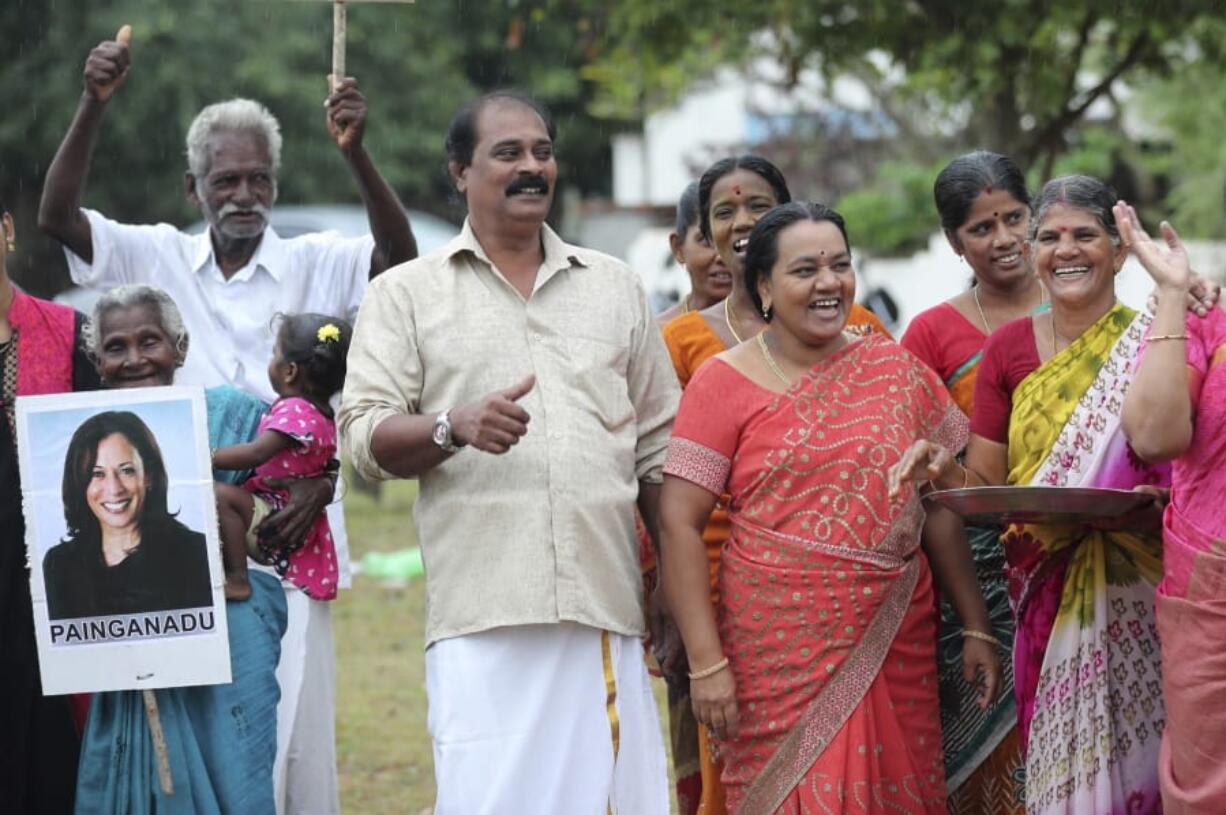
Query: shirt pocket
xmin=565 ymin=335 xmax=633 ymax=430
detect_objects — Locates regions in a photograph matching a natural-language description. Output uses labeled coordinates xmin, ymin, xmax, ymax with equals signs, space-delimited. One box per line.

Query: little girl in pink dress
xmin=212 ymin=313 xmax=351 ymax=601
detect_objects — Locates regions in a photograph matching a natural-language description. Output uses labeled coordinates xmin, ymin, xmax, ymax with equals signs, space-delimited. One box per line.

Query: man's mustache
xmin=505 ymin=175 xmax=550 ymax=197
xmin=216 ymin=201 xmax=271 ymax=220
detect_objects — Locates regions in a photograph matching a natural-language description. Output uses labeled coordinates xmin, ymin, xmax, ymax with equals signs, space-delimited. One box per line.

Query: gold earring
xmin=5 ymin=240 xmax=13 ymax=253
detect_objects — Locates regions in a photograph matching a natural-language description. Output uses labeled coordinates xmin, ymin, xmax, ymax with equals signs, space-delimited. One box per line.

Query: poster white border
xmin=17 ymin=385 xmax=230 ymax=695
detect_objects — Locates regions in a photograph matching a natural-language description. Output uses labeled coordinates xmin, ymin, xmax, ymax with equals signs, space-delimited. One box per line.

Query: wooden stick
xmin=332 ymin=0 xmax=346 ymax=91
xmin=142 ymin=689 xmax=175 ymax=796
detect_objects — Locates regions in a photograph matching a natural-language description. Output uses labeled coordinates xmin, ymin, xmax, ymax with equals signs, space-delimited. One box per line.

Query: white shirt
xmin=67 ymin=208 xmax=374 ymax=403
xmin=65 ymin=208 xmax=375 ymax=587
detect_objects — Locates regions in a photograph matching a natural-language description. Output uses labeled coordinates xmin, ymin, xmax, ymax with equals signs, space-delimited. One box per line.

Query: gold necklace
xmin=756 ymin=331 xmax=791 ymax=386
xmin=972 ymin=286 xmax=992 ymax=333
xmin=724 ymin=297 xmax=746 ymax=344
xmin=974 ymin=281 xmax=1049 ymax=335
xmin=1050 ymin=311 xmax=1061 ymax=357
xmin=680 ymin=293 xmax=692 ymax=313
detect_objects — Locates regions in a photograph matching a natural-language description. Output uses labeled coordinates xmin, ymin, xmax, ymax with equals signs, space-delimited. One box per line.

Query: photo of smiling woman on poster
xmin=41 ymin=410 xmax=212 ymax=620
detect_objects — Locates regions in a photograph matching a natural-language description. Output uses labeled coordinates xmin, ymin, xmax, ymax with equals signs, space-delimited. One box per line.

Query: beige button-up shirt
xmin=339 ymin=220 xmax=679 ymax=645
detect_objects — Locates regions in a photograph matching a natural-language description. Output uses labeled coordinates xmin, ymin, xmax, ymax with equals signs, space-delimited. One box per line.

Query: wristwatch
xmin=431 ymin=409 xmax=463 ymax=454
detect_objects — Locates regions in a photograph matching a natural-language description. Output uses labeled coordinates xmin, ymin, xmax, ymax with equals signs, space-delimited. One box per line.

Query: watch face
xmin=432 ymin=420 xmax=449 ymax=446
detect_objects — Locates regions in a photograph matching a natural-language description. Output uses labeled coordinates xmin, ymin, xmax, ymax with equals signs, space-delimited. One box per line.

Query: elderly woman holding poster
xmin=72 ymin=284 xmax=287 ymax=815
xmin=0 ymin=198 xmax=98 ymax=814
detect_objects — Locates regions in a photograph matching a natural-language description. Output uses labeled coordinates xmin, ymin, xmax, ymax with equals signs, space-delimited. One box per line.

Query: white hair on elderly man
xmin=185 ymin=98 xmax=283 ymax=180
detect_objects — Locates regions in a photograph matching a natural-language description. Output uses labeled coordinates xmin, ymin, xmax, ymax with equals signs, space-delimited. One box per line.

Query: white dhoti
xmin=426 ymin=622 xmax=669 ymax=815
xmin=268 ymin=497 xmax=346 ymax=814
xmin=273 ymin=588 xmax=340 ymax=815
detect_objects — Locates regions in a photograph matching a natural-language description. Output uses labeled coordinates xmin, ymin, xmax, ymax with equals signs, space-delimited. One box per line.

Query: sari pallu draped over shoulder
xmin=668 ymin=336 xmax=966 ymax=814
xmin=1001 ymin=305 xmax=1167 ymax=815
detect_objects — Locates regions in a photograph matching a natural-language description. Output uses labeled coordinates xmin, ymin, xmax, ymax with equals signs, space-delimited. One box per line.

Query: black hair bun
xmin=278 ymin=313 xmax=353 ymax=400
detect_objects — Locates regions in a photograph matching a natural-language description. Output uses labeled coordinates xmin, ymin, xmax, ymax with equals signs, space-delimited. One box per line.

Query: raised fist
xmin=83 ymin=25 xmax=132 ymax=103
xmin=325 ymin=76 xmax=368 ymax=154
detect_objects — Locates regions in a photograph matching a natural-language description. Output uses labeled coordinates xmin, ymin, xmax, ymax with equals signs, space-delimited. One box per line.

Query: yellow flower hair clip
xmin=317 ymin=323 xmax=342 ymax=343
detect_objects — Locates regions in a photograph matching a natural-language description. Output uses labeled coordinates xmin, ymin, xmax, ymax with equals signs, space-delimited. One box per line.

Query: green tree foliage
xmin=835 ymin=160 xmax=943 ymax=257
xmin=1133 ymin=54 xmax=1226 ymax=238
xmin=1 ymin=0 xmax=622 ymax=295
xmin=592 ymin=1 xmax=1226 ymax=176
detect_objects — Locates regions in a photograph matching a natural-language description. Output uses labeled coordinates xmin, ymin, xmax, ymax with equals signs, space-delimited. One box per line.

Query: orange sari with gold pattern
xmin=658 ymin=304 xmax=891 ymax=593
xmin=659 ymin=305 xmax=889 ymax=815
xmin=665 ymin=335 xmax=963 ymax=813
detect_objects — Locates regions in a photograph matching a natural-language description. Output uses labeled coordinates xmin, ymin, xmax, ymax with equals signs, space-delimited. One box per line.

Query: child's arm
xmin=213 ymin=429 xmax=296 ymax=472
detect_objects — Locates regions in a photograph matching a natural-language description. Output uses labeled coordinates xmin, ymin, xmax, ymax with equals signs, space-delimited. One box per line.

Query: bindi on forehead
xmin=733 ymin=185 xmax=742 ymax=196
xmin=984 ymin=185 xmax=993 ymax=194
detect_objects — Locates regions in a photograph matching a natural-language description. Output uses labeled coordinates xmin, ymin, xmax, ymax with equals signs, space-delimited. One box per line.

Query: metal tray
xmin=923 ymin=485 xmax=1156 ymax=526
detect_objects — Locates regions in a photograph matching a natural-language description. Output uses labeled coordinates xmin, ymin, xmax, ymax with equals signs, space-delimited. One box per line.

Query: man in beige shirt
xmin=339 ymin=92 xmax=677 ymax=813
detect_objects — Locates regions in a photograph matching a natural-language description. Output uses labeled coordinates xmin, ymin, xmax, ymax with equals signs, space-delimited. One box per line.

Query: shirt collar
xmin=192 ymin=223 xmax=287 ymax=282
xmin=446 ymin=217 xmax=590 ymax=276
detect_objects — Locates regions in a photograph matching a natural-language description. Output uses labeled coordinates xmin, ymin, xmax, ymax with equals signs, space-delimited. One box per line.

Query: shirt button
xmin=532 ymin=332 xmax=543 ymax=342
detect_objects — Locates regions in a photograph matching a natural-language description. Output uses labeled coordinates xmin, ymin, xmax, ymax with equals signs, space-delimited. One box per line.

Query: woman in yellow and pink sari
xmin=661 ymin=201 xmax=1001 ymax=813
xmin=891 ymin=176 xmax=1171 ymax=814
xmin=1118 ymin=202 xmax=1226 ymax=814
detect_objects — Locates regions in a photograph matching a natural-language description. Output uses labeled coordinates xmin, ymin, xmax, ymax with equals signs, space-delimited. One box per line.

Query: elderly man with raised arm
xmin=338 ymin=91 xmax=678 ymax=814
xmin=37 ymin=27 xmax=416 ymax=815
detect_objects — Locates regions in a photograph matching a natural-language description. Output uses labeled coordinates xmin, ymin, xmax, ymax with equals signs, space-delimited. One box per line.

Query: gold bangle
xmin=688 ymin=656 xmax=730 ymax=680
xmin=929 ymin=463 xmax=969 ymax=492
xmin=962 ymin=629 xmax=1004 ymax=649
xmin=1149 ymin=333 xmax=1189 ymax=342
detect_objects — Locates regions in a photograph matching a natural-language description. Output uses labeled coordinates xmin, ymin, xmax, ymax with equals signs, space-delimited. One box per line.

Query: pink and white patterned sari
xmin=1000 ymin=304 xmax=1168 ymax=815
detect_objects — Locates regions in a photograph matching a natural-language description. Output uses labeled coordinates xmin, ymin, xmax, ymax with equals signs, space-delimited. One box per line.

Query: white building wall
xmin=613 ymin=77 xmax=750 ymax=207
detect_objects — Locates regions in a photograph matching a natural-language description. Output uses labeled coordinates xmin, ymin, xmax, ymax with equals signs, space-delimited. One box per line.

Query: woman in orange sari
xmin=661 ymin=201 xmax=999 ymax=813
xmin=656 ymin=182 xmax=734 ymax=326
xmin=668 ymin=156 xmax=888 ymax=375
xmin=659 ymin=157 xmax=889 ymax=814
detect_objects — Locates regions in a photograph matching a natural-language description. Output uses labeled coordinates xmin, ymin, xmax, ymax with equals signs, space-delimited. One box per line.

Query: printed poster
xmin=18 ymin=386 xmax=230 ymax=694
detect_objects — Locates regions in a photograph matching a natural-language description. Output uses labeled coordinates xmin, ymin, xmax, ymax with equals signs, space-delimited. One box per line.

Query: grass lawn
xmin=334 ymin=478 xmax=677 ymax=814
xmin=335 ymin=479 xmax=436 ymax=813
